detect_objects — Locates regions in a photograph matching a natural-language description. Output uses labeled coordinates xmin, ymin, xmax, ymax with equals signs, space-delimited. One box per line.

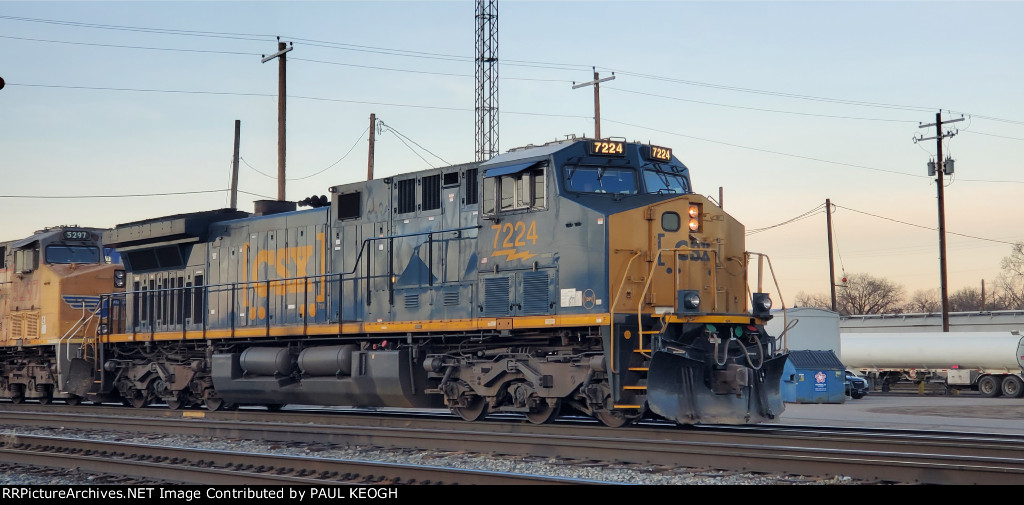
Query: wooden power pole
xmin=915 ymin=111 xmax=964 ymax=332
xmin=826 ymin=198 xmax=837 ymax=312
xmin=572 ymin=68 xmax=615 ymax=140
xmin=261 ymin=38 xmax=293 ymax=201
xmin=230 ymin=120 xmax=240 ymax=210
xmin=367 ymin=113 xmax=376 ymax=181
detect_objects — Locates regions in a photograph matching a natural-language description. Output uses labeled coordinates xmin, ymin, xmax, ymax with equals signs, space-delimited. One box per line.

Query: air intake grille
xmin=443 ymin=290 xmax=460 ymax=306
xmin=404 ymin=293 xmax=420 ymax=310
xmin=483 ymin=277 xmax=510 ymax=316
xmin=521 ymin=271 xmax=549 ymax=315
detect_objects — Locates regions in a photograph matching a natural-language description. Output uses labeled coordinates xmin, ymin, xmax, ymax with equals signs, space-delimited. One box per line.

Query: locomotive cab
xmin=477 ymin=138 xmax=788 ymax=424
xmin=0 ymin=227 xmax=123 ymax=404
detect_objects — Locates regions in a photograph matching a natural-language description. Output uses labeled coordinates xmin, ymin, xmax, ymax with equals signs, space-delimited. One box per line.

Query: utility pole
xmin=261 ymin=38 xmax=293 ymax=201
xmin=230 ymin=120 xmax=240 ymax=210
xmin=915 ymin=111 xmax=964 ymax=332
xmin=367 ymin=113 xmax=376 ymax=181
xmin=826 ymin=198 xmax=837 ymax=312
xmin=572 ymin=68 xmax=615 ymax=139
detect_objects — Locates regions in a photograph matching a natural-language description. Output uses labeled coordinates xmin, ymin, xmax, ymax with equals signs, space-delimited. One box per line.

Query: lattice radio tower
xmin=475 ymin=0 xmax=498 ymax=161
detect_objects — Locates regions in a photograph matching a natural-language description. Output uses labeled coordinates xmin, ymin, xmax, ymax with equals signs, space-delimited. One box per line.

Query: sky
xmin=2 ymin=0 xmax=1023 ymax=308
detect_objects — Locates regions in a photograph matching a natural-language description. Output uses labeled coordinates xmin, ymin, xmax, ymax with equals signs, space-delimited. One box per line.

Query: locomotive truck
xmin=2 ymin=137 xmax=789 ymax=426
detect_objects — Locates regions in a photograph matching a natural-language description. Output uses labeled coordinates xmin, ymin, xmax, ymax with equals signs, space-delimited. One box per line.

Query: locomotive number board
xmin=63 ymin=230 xmax=90 ymax=240
xmin=646 ymin=145 xmax=672 ymax=162
xmin=589 ymin=140 xmax=625 ymax=156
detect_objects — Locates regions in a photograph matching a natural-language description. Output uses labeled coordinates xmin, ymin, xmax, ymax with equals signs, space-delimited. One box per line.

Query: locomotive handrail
xmin=634 ymin=247 xmax=720 ymax=355
xmin=105 ymin=224 xmax=481 ymax=340
xmin=56 ymin=302 xmax=102 ymax=392
xmin=609 ymin=249 xmax=644 ymax=375
xmin=745 ymin=251 xmax=787 ymax=350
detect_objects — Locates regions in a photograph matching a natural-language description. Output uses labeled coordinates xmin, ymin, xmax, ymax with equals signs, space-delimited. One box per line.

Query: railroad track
xmin=0 ymin=431 xmax=590 ymax=485
xmin=1 ymin=404 xmax=1022 ymax=484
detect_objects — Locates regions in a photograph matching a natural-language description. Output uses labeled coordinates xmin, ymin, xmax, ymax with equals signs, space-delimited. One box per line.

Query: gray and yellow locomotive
xmin=56 ymin=137 xmax=787 ymax=425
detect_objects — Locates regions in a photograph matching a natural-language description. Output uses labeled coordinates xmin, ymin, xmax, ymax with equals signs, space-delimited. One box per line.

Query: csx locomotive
xmin=1 ymin=137 xmax=788 ymax=426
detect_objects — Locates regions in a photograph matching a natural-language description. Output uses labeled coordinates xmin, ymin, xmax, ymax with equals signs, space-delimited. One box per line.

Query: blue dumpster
xmin=781 ymin=350 xmax=846 ymax=404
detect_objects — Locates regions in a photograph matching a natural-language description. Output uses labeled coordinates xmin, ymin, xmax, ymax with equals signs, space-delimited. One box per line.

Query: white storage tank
xmin=840 ymin=332 xmax=1024 ymax=371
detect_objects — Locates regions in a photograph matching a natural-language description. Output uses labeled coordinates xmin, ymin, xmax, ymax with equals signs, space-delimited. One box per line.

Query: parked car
xmin=845 ymin=370 xmax=869 ymax=399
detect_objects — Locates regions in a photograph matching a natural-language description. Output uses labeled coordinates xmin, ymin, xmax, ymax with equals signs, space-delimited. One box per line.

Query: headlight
xmin=752 ymin=292 xmax=772 ymax=317
xmin=113 ymin=269 xmax=126 ymax=288
xmin=677 ymin=290 xmax=701 ymax=312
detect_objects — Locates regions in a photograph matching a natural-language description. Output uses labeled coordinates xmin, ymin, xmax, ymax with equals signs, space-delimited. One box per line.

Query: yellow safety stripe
xmin=103 ymin=313 xmax=612 ymax=342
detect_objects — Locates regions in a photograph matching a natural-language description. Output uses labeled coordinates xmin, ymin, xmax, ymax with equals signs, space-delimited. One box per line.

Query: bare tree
xmin=994 ymin=242 xmax=1024 ymax=310
xmin=905 ymin=288 xmax=940 ymax=313
xmin=834 ymin=273 xmax=906 ymax=315
xmin=794 ymin=291 xmax=832 ymax=310
xmin=948 ymin=287 xmax=986 ymax=312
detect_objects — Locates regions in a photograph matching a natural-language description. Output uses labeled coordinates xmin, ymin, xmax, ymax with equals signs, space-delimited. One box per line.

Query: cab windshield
xmin=565 ymin=166 xmax=638 ymax=194
xmin=46 ymin=245 xmax=100 ymax=264
xmin=643 ymin=167 xmax=690 ymax=194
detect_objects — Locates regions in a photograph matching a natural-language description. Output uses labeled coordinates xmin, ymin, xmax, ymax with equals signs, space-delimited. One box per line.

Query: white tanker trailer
xmin=840 ymin=332 xmax=1024 ymax=397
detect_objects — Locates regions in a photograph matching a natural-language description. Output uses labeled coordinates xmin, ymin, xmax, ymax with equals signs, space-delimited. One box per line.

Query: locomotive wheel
xmin=38 ymin=395 xmax=52 ymax=405
xmin=10 ymin=385 xmax=24 ymax=404
xmin=525 ymin=398 xmax=561 ymax=425
xmin=452 ymin=396 xmax=488 ymax=421
xmin=165 ymin=398 xmax=184 ymax=410
xmin=204 ymin=397 xmax=233 ymax=411
xmin=65 ymin=396 xmax=82 ymax=406
xmin=594 ymin=409 xmax=631 ymax=428
xmin=265 ymin=404 xmax=286 ymax=411
xmin=130 ymin=390 xmax=150 ymax=409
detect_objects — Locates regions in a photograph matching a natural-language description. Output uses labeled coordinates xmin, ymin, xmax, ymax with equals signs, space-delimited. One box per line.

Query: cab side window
xmin=14 ymin=247 xmax=37 ymax=273
xmin=483 ymin=165 xmax=546 ymax=215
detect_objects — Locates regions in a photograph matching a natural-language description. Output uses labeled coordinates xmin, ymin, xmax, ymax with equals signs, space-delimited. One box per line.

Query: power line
xmin=605 ymin=87 xmax=921 ymax=123
xmin=746 ymin=204 xmax=826 ymax=235
xmin=11 ymin=81 xmax=1020 ymax=186
xmin=0 ymin=189 xmax=274 ymax=199
xmin=834 ymin=204 xmax=1017 ymax=245
xmin=379 ymin=120 xmax=451 ymax=167
xmin=602 ymin=118 xmax=928 ymax=179
xmin=0 ymin=34 xmax=261 ymax=55
xmin=239 ymin=123 xmax=370 ymax=181
xmin=5 ymin=14 xmax=1024 ymax=126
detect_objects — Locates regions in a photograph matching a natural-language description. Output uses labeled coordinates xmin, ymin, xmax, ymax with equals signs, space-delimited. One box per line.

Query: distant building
xmin=767 ymin=307 xmax=841 ymax=357
xmin=840 ymin=310 xmax=1024 ymax=333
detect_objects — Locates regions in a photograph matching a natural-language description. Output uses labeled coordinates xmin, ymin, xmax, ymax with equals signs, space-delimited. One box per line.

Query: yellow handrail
xmin=608 ymin=250 xmax=643 ymax=374
xmin=632 ymin=246 xmax=721 ymax=356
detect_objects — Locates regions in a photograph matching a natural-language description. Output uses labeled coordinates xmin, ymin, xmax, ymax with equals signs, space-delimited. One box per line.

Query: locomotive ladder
xmin=610 ymin=246 xmax=720 ymax=410
xmin=56 ymin=302 xmax=103 ymax=395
